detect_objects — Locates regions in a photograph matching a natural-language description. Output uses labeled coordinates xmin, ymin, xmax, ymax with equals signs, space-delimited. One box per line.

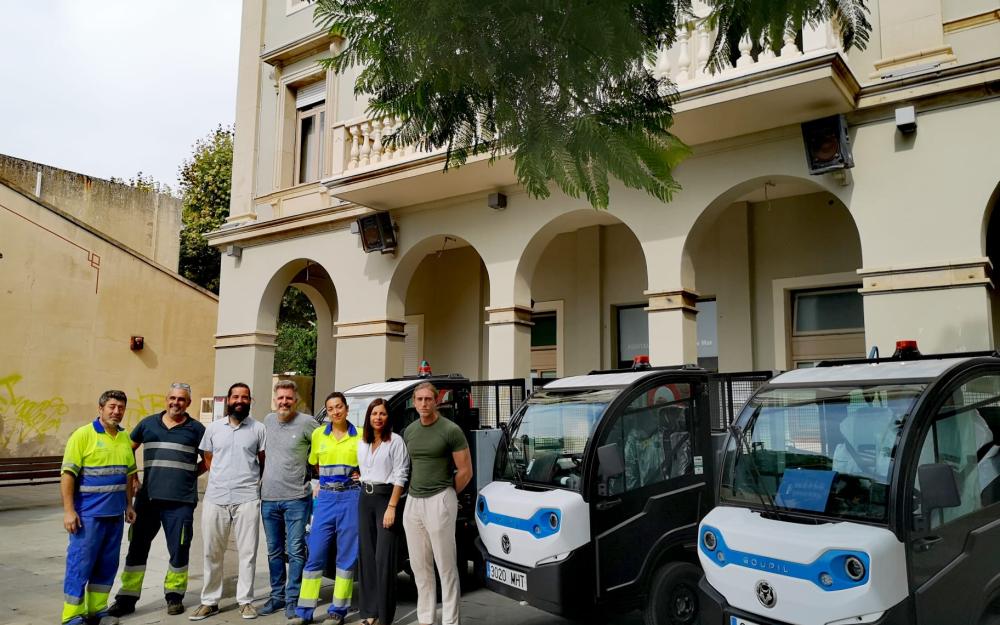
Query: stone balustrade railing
xmin=652 ymin=16 xmax=840 ymax=87
xmin=329 ymin=17 xmax=841 ymax=178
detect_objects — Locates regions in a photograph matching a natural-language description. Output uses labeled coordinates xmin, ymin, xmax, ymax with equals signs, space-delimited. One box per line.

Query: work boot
xmin=106 ymin=602 xmax=135 ymax=618
xmin=167 ymin=600 xmax=185 ymax=615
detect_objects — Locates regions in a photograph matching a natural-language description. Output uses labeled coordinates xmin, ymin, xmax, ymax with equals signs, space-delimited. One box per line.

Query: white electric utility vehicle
xmin=698 ymin=344 xmax=1000 ymax=625
xmin=477 ymin=363 xmax=728 ymax=625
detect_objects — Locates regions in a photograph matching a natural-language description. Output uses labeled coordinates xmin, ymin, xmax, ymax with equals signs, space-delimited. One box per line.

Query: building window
xmin=793 ymin=287 xmax=864 ymax=334
xmin=696 ymin=299 xmax=718 ymax=371
xmin=286 ymin=0 xmax=315 ymax=16
xmin=293 ymin=81 xmax=326 ymax=184
xmin=531 ymin=312 xmax=558 ymax=378
xmin=790 ymin=286 xmax=865 ymax=368
xmin=617 ymin=304 xmax=649 ymax=368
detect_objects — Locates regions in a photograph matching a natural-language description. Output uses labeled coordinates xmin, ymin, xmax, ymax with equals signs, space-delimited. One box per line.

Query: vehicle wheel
xmin=642 ymin=562 xmax=701 ymax=625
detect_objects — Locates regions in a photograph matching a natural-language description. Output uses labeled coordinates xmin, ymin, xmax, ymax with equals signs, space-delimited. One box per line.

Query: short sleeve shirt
xmin=199 ymin=417 xmax=266 ymax=505
xmin=132 ymin=412 xmax=206 ymax=504
xmin=403 ymin=415 xmax=468 ymax=498
xmin=261 ymin=412 xmax=317 ymax=501
xmin=62 ymin=419 xmax=138 ymax=517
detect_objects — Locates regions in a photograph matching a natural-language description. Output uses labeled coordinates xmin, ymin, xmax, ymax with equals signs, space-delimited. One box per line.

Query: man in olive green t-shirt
xmin=401 ymin=382 xmax=472 ymax=625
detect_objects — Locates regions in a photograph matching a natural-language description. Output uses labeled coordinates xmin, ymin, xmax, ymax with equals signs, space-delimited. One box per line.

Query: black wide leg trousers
xmin=358 ymin=488 xmax=403 ymax=624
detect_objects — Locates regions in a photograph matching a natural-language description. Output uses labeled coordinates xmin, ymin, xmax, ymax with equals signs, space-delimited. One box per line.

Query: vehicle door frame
xmin=581 ymin=371 xmax=713 ymax=602
xmin=894 ymin=360 xmax=1000 ymax=623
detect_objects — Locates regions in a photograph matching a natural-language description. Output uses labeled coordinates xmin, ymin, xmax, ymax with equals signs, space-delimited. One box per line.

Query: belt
xmin=361 ymin=482 xmax=394 ymax=496
xmin=320 ymin=482 xmax=360 ymax=492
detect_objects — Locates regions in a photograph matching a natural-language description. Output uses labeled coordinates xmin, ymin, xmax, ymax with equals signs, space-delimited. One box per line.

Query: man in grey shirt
xmin=189 ymin=383 xmax=266 ymax=621
xmin=259 ymin=380 xmax=318 ymax=618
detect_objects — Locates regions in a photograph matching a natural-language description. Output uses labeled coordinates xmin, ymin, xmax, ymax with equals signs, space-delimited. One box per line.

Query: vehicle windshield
xmin=498 ymin=387 xmax=620 ymax=491
xmin=720 ymin=383 xmax=926 ymax=523
xmin=344 ymin=393 xmax=391 ymax=429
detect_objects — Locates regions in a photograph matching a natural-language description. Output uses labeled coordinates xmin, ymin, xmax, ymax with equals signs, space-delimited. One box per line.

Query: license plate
xmin=730 ymin=617 xmax=763 ymax=625
xmin=486 ymin=561 xmax=527 ymax=591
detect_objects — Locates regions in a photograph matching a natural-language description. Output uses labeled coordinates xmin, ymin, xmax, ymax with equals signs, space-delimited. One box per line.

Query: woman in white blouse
xmin=356 ymin=398 xmax=409 ymax=625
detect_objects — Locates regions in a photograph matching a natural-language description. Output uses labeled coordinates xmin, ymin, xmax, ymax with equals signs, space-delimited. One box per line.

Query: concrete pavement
xmin=0 ymin=484 xmax=637 ymax=625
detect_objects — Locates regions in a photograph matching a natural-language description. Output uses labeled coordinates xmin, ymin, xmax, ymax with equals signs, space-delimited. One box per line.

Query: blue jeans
xmin=261 ymin=497 xmax=312 ymax=604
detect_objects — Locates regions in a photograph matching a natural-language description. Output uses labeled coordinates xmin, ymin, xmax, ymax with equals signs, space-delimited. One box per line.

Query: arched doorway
xmin=684 ymin=176 xmax=862 ymax=371
xmin=388 ymin=235 xmax=489 ymax=378
xmin=517 ymin=209 xmax=648 ymax=377
xmin=258 ymin=259 xmax=337 ymax=413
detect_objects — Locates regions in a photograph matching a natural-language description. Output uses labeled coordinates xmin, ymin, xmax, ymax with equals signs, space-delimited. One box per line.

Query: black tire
xmin=642 ymin=562 xmax=701 ymax=625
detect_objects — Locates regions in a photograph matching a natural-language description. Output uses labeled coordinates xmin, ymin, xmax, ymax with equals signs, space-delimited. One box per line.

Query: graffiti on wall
xmin=123 ymin=390 xmax=166 ymax=430
xmin=0 ymin=373 xmax=168 ymax=456
xmin=0 ymin=373 xmax=67 ymax=455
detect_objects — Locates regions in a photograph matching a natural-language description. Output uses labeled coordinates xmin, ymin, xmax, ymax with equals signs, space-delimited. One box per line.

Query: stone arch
xmin=257 ymin=258 xmax=339 ymax=410
xmin=681 ymin=174 xmax=862 ymax=370
xmin=514 ymin=209 xmax=649 ymax=374
xmin=386 ymin=234 xmax=490 ymax=377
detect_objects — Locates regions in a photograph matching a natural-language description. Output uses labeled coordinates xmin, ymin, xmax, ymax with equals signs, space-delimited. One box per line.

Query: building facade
xmin=211 ymin=0 xmax=1000 ymax=408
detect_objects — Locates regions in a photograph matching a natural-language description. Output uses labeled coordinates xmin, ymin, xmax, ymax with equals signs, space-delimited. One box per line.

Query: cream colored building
xmin=211 ymin=0 xmax=1000 ymax=409
xmin=0 ymin=159 xmax=218 ymax=456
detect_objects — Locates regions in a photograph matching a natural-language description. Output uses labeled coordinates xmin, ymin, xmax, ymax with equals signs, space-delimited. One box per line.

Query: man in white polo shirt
xmin=189 ymin=383 xmax=266 ymax=621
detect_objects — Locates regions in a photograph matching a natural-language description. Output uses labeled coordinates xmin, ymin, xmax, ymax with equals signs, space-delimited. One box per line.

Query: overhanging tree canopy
xmin=315 ymin=0 xmax=870 ymax=209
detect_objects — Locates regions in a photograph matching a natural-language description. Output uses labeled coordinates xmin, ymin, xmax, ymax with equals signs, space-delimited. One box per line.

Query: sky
xmin=0 ymin=0 xmax=242 ymax=192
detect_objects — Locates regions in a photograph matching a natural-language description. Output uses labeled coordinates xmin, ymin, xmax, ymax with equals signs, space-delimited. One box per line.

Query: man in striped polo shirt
xmin=61 ymin=389 xmax=138 ymax=625
xmin=108 ymin=383 xmax=206 ymax=617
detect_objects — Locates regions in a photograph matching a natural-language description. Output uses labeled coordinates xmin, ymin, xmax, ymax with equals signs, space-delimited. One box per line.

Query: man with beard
xmin=258 ymin=380 xmax=317 ymax=618
xmin=60 ymin=390 xmax=138 ymax=625
xmin=109 ymin=382 xmax=207 ymax=617
xmin=189 ymin=383 xmax=266 ymax=621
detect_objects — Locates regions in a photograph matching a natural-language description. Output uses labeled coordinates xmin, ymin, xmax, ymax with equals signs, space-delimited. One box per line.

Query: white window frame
xmin=294 ymin=101 xmax=326 ymax=185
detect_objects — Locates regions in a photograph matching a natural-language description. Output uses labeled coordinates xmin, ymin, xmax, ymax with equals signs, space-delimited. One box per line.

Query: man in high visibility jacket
xmin=108 ymin=382 xmax=206 ymax=617
xmin=60 ymin=390 xmax=138 ymax=625
xmin=290 ymin=392 xmax=359 ymax=625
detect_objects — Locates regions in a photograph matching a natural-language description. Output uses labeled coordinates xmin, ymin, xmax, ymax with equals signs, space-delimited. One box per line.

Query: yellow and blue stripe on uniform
xmin=296 ymin=422 xmax=361 ymax=621
xmin=61 ymin=418 xmax=137 ymax=625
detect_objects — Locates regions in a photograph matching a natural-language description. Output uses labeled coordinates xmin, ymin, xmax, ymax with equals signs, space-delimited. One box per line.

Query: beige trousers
xmin=402 ymin=488 xmax=460 ymax=625
xmin=200 ymin=499 xmax=260 ymax=606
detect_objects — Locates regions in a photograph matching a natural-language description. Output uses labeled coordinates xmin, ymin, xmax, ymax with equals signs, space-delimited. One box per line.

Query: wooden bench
xmin=0 ymin=456 xmax=63 ymax=486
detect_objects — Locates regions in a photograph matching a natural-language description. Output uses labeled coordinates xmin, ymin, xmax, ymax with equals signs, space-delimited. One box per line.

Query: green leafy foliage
xmin=274 ymin=287 xmax=318 ymax=376
xmin=314 ymin=0 xmax=869 ymax=209
xmin=109 ymin=171 xmax=171 ymax=195
xmin=178 ymin=126 xmax=234 ymax=293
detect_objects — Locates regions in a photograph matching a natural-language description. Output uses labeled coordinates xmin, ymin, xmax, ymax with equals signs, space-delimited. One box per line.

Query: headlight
xmin=845 ymin=556 xmax=865 ymax=581
xmin=703 ymin=530 xmax=717 ymax=551
xmin=819 ymin=572 xmax=834 ymax=587
xmin=477 ymin=497 xmax=485 ymax=514
xmin=547 ymin=512 xmax=559 ymax=530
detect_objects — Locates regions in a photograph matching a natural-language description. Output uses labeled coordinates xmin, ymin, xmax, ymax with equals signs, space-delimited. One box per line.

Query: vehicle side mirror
xmin=598 ymin=443 xmax=625 ymax=479
xmin=917 ymin=463 xmax=962 ymax=512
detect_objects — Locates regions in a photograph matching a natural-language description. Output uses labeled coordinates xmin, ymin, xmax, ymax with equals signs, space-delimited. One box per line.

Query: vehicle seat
xmin=832 ymin=406 xmax=894 ymax=480
xmin=527 ymin=451 xmax=558 ymax=483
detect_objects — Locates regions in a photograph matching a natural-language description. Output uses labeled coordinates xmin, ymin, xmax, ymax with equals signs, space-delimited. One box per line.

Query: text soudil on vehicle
xmin=698 ymin=342 xmax=1000 ymax=625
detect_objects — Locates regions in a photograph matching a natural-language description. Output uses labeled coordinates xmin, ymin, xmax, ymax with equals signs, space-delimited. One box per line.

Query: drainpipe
xmin=35 ymin=170 xmax=42 ymax=196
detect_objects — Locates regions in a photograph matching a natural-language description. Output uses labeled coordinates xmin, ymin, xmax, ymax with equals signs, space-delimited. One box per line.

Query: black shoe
xmin=167 ymin=600 xmax=185 ymax=616
xmin=107 ymin=602 xmax=136 ymax=618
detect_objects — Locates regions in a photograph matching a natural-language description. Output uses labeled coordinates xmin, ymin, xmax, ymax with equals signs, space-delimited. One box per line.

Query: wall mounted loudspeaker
xmin=357 ymin=212 xmax=397 ymax=254
xmin=801 ymin=114 xmax=854 ymax=175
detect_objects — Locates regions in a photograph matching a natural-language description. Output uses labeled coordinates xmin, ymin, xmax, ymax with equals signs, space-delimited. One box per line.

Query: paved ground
xmin=0 ymin=484 xmax=642 ymax=625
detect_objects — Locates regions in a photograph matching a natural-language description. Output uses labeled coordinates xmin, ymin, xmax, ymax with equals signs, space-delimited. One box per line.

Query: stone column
xmin=213 ymin=331 xmax=277 ymax=419
xmin=333 ymin=319 xmax=406 ymax=390
xmin=485 ymin=305 xmax=532 ymax=380
xmin=859 ymin=259 xmax=994 ymax=354
xmin=646 ymin=289 xmax=699 ymax=366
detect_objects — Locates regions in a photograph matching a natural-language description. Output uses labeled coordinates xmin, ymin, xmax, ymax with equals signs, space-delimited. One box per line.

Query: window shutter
xmin=295 ymin=81 xmax=326 ymax=109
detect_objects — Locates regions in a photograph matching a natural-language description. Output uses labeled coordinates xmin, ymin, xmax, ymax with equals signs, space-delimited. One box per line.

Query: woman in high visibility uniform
xmin=291 ymin=392 xmax=360 ymax=625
